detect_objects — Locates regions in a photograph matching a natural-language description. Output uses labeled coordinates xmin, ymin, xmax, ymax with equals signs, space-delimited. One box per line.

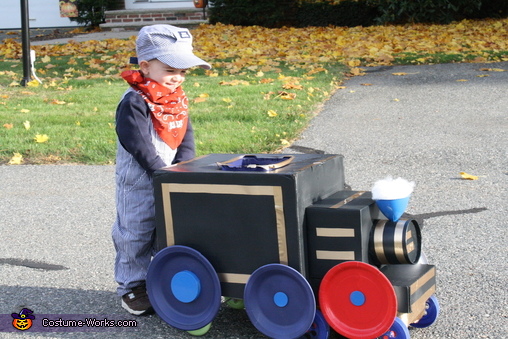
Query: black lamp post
xmin=20 ymin=0 xmax=31 ymax=86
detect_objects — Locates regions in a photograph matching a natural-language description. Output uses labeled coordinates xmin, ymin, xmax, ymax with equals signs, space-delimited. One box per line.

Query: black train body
xmin=151 ymin=154 xmax=437 ymax=339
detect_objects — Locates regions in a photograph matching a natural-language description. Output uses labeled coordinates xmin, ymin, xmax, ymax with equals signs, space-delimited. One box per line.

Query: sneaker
xmin=121 ymin=285 xmax=154 ymax=315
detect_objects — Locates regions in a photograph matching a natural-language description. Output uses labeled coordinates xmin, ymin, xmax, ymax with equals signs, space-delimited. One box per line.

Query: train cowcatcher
xmin=147 ymin=153 xmax=439 ymax=339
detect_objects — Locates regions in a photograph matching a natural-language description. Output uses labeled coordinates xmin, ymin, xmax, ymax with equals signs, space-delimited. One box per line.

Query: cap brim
xmin=158 ymin=52 xmax=211 ymax=70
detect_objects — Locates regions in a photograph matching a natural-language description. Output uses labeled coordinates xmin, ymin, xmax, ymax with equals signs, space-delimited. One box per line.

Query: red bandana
xmin=121 ymin=70 xmax=188 ymax=149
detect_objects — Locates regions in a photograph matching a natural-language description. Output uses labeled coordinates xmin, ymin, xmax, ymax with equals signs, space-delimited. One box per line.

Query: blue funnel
xmin=376 ymin=196 xmax=410 ymax=222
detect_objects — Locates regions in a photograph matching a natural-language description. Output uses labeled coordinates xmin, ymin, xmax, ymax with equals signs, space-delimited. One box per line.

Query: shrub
xmin=296 ymin=0 xmax=379 ymax=27
xmin=209 ymin=0 xmax=298 ymax=28
xmin=70 ymin=0 xmax=119 ymax=29
xmin=367 ymin=0 xmax=482 ymax=24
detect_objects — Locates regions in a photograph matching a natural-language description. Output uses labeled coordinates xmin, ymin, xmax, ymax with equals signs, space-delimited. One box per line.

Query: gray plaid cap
xmin=136 ymin=24 xmax=211 ymax=70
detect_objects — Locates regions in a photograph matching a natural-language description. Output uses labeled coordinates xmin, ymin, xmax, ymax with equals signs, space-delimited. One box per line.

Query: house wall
xmin=125 ymin=0 xmax=195 ymax=10
xmin=0 ymin=1 xmax=195 ymax=30
xmin=0 ymin=0 xmax=79 ymax=30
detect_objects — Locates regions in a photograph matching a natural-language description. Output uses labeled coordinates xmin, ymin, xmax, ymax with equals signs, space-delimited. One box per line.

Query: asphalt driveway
xmin=1 ymin=61 xmax=507 ymax=338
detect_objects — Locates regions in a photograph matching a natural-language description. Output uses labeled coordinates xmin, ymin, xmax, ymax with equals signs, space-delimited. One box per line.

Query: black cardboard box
xmin=305 ymin=190 xmax=385 ymax=292
xmin=153 ymin=154 xmax=344 ymax=297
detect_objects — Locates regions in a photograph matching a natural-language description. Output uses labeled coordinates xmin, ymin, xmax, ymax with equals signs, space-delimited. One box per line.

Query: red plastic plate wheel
xmin=319 ymin=261 xmax=397 ymax=339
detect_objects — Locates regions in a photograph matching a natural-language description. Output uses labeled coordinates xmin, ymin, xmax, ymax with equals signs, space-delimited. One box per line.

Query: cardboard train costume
xmin=145 ymin=153 xmax=439 ymax=339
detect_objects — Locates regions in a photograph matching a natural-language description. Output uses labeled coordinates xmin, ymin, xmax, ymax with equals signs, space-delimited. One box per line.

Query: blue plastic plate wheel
xmin=244 ymin=264 xmax=316 ymax=339
xmin=379 ymin=317 xmax=410 ymax=339
xmin=319 ymin=261 xmax=397 ymax=339
xmin=410 ymin=295 xmax=440 ymax=328
xmin=146 ymin=245 xmax=221 ymax=331
xmin=298 ymin=310 xmax=330 ymax=339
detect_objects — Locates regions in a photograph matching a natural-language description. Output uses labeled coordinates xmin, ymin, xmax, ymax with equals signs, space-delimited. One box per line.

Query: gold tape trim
xmin=373 ymin=220 xmax=387 ymax=264
xmin=330 ymin=191 xmax=366 ymax=209
xmin=316 ymin=228 xmax=355 ymax=237
xmin=394 ymin=220 xmax=406 ymax=263
xmin=161 ymin=184 xmax=175 ymax=246
xmin=316 ymin=250 xmax=355 ymax=260
xmin=161 ymin=183 xmax=287 ymax=264
xmin=400 ymin=284 xmax=436 ymax=324
xmin=217 ymin=273 xmax=251 ymax=284
xmin=273 ymin=185 xmax=288 ymax=265
xmin=410 ymin=266 xmax=436 ymax=294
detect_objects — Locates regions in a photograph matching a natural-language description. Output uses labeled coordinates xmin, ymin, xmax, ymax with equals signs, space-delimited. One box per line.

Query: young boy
xmin=112 ymin=24 xmax=211 ymax=315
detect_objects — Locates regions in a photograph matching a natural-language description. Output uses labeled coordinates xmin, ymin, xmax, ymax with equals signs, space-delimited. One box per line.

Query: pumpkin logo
xmin=11 ymin=308 xmax=35 ymax=331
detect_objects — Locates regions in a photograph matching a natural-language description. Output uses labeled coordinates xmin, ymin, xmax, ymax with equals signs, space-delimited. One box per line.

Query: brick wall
xmin=104 ymin=9 xmax=206 ymax=25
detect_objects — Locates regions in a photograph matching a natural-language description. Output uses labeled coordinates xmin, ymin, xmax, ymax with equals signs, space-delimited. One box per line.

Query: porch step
xmin=100 ymin=7 xmax=208 ymax=31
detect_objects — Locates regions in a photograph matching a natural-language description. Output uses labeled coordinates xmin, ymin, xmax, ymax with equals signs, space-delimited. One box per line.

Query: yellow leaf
xmin=349 ymin=68 xmax=365 ymax=76
xmin=259 ymin=78 xmax=274 ymax=84
xmin=460 ymin=172 xmax=478 ymax=180
xmin=76 ymin=121 xmax=81 ymax=126
xmin=456 ymin=79 xmax=468 ymax=82
xmin=193 ymin=82 xmax=200 ymax=87
xmin=51 ymin=99 xmax=66 ymax=105
xmin=34 ymin=134 xmax=49 ymax=143
xmin=255 ymin=71 xmax=264 ymax=77
xmin=194 ymin=97 xmax=207 ymax=103
xmin=41 ymin=55 xmax=51 ymax=63
xmin=8 ymin=152 xmax=23 ymax=165
xmin=361 ymin=83 xmax=373 ymax=86
xmin=23 ymin=120 xmax=30 ymax=130
xmin=267 ymin=110 xmax=278 ymax=117
xmin=479 ymin=68 xmax=505 ymax=72
xmin=222 ymin=98 xmax=232 ymax=103
xmin=20 ymin=109 xmax=30 ymax=113
xmin=392 ymin=72 xmax=408 ymax=76
xmin=27 ymin=80 xmax=39 ymax=87
xmin=199 ymin=93 xmax=210 ymax=98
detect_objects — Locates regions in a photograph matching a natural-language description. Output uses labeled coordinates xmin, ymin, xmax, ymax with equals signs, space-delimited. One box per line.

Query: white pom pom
xmin=371 ymin=176 xmax=414 ymax=200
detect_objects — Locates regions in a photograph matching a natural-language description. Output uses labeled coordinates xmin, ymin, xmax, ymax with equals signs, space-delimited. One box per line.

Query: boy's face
xmin=140 ymin=59 xmax=187 ymax=92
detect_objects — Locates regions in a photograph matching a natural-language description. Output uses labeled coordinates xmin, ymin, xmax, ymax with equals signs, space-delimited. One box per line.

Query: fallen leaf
xmin=479 ymin=68 xmax=505 ymax=72
xmin=361 ymin=83 xmax=373 ymax=86
xmin=194 ymin=97 xmax=207 ymax=103
xmin=8 ymin=152 xmax=23 ymax=165
xmin=34 ymin=134 xmax=49 ymax=143
xmin=51 ymin=99 xmax=67 ymax=105
xmin=278 ymin=91 xmax=297 ymax=100
xmin=3 ymin=123 xmax=13 ymax=129
xmin=392 ymin=72 xmax=408 ymax=76
xmin=23 ymin=121 xmax=30 ymax=130
xmin=259 ymin=78 xmax=275 ymax=84
xmin=267 ymin=110 xmax=278 ymax=117
xmin=460 ymin=172 xmax=479 ymax=180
